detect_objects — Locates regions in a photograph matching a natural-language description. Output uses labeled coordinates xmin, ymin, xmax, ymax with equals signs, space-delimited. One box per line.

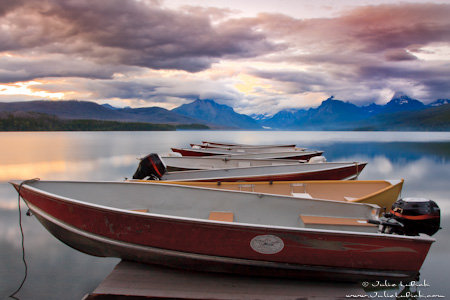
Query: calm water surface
xmin=0 ymin=131 xmax=449 ymax=299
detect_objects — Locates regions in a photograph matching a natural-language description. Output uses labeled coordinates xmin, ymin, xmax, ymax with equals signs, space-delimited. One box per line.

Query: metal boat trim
xmin=161 ymin=162 xmax=367 ymax=181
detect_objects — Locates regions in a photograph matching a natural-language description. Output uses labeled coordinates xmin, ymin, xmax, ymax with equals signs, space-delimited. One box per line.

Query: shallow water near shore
xmin=0 ymin=131 xmax=449 ymax=299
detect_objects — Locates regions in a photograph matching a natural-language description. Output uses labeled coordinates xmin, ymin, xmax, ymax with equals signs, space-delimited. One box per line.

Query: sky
xmin=0 ymin=0 xmax=449 ymax=115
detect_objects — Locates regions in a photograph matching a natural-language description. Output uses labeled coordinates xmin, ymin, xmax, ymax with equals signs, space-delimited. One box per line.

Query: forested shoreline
xmin=0 ymin=112 xmax=209 ymax=131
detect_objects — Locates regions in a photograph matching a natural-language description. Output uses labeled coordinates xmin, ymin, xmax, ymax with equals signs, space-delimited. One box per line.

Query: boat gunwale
xmin=191 ymin=143 xmax=306 ymax=151
xmin=10 ymin=180 xmax=435 ymax=243
xmin=201 ymin=141 xmax=297 ymax=148
xmin=354 ymin=179 xmax=404 ymax=203
xmin=171 ymin=147 xmax=324 ymax=157
xmin=160 ymin=156 xmax=308 ymax=168
xmin=157 ymin=179 xmax=404 ymax=204
xmin=161 ymin=162 xmax=368 ymax=181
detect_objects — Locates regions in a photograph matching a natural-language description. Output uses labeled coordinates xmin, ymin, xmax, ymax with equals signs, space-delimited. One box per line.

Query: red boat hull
xmin=14 ymin=183 xmax=432 ymax=282
xmin=201 ymin=141 xmax=296 ymax=148
xmin=171 ymin=148 xmax=322 ymax=160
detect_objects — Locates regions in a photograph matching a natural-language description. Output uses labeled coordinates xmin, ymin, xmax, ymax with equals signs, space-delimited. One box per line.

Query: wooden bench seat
xmin=300 ymin=215 xmax=375 ymax=227
xmin=291 ymin=192 xmax=313 ymax=199
xmin=209 ymin=211 xmax=234 ymax=222
xmin=129 ymin=209 xmax=149 ymax=213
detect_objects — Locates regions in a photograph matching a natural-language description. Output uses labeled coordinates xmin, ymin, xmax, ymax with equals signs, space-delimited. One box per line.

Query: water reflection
xmin=0 ymin=131 xmax=449 ymax=299
xmin=0 ymin=154 xmax=139 ymax=182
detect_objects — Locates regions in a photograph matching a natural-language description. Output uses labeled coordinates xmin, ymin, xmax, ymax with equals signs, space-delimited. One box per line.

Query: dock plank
xmin=84 ymin=260 xmax=365 ymax=300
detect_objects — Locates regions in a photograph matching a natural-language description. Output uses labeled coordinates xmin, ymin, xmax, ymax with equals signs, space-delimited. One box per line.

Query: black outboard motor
xmin=132 ymin=153 xmax=167 ymax=180
xmin=386 ymin=198 xmax=441 ymax=236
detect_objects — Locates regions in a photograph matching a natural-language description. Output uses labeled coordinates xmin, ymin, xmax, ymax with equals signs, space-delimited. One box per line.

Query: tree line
xmin=0 ymin=112 xmax=209 ymax=131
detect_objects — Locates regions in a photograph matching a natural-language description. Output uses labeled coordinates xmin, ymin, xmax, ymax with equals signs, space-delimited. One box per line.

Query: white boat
xmin=201 ymin=141 xmax=297 ymax=148
xmin=132 ymin=154 xmax=367 ymax=182
xmin=171 ymin=148 xmax=324 ymax=160
xmin=161 ymin=156 xmax=307 ymax=171
xmin=191 ymin=143 xmax=305 ymax=152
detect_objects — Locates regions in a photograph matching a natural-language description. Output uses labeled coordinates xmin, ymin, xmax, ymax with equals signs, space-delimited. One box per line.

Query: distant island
xmin=0 ymin=93 xmax=449 ymax=131
xmin=0 ymin=112 xmax=209 ymax=131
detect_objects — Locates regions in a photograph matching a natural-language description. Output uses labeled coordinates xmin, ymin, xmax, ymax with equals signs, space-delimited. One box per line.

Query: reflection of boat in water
xmin=133 ymin=154 xmax=367 ymax=182
xmin=153 ymin=179 xmax=404 ymax=211
xmin=10 ymin=180 xmax=438 ymax=282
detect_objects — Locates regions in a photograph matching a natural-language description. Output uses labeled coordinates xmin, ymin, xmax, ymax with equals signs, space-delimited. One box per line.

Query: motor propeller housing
xmin=385 ymin=198 xmax=441 ymax=236
xmin=133 ymin=153 xmax=167 ymax=180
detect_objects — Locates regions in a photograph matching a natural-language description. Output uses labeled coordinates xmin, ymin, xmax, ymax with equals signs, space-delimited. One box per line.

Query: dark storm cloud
xmin=0 ymin=0 xmax=276 ymax=78
xmin=249 ymin=69 xmax=333 ymax=94
xmin=384 ymin=49 xmax=417 ymax=62
xmin=245 ymin=3 xmax=450 ymax=103
xmin=358 ymin=63 xmax=450 ymax=95
xmin=338 ymin=4 xmax=450 ymax=53
xmin=37 ymin=77 xmax=242 ymax=106
xmin=253 ymin=3 xmax=450 ymax=61
xmin=0 ymin=55 xmax=137 ymax=83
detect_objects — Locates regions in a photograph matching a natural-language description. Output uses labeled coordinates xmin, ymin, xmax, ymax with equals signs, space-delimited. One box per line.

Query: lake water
xmin=0 ymin=131 xmax=449 ymax=299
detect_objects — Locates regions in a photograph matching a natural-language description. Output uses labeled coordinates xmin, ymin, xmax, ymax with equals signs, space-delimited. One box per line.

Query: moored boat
xmin=170 ymin=147 xmax=323 ymax=160
xmin=132 ymin=154 xmax=367 ymax=182
xmin=201 ymin=141 xmax=296 ymax=148
xmin=156 ymin=179 xmax=404 ymax=210
xmin=10 ymin=180 xmax=438 ymax=282
xmin=191 ymin=143 xmax=305 ymax=152
xmin=161 ymin=156 xmax=306 ymax=171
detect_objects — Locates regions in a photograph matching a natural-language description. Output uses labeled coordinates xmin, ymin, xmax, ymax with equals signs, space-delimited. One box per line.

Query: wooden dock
xmin=83 ymin=260 xmax=366 ymax=299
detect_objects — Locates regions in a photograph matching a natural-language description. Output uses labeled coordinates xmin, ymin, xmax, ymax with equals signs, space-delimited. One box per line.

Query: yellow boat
xmin=158 ymin=179 xmax=404 ymax=211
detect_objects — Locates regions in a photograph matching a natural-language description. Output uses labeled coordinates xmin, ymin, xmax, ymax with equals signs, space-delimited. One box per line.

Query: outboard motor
xmin=380 ymin=198 xmax=441 ymax=236
xmin=132 ymin=153 xmax=167 ymax=180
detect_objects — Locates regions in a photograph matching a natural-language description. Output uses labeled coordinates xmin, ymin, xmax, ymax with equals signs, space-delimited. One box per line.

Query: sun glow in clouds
xmin=410 ymin=44 xmax=450 ymax=61
xmin=0 ymin=81 xmax=65 ymax=100
xmin=235 ymin=74 xmax=276 ymax=95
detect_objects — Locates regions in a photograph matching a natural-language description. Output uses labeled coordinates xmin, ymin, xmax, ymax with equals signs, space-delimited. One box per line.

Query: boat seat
xmin=344 ymin=196 xmax=359 ymax=202
xmin=291 ymin=192 xmax=313 ymax=199
xmin=299 ymin=215 xmax=375 ymax=227
xmin=238 ymin=162 xmax=251 ymax=167
xmin=129 ymin=209 xmax=149 ymax=213
xmin=209 ymin=211 xmax=234 ymax=222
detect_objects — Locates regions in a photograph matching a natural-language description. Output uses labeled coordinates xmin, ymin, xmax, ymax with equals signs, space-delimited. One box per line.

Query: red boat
xmin=190 ymin=143 xmax=305 ymax=152
xmin=171 ymin=147 xmax=323 ymax=160
xmin=132 ymin=154 xmax=367 ymax=181
xmin=201 ymin=141 xmax=296 ymax=148
xmin=11 ymin=180 xmax=437 ymax=282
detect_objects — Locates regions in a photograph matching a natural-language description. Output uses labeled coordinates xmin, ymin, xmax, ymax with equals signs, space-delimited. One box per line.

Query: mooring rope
xmin=9 ymin=178 xmax=40 ymax=300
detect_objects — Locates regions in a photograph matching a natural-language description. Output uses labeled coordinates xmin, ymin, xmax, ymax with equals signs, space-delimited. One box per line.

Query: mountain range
xmin=259 ymin=94 xmax=448 ymax=130
xmin=0 ymin=93 xmax=449 ymax=131
xmin=0 ymin=100 xmax=202 ymax=125
xmin=173 ymin=99 xmax=260 ymax=129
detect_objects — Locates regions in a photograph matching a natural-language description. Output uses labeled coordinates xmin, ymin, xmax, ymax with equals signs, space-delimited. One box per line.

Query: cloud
xmin=34 ymin=74 xmax=243 ymax=109
xmin=384 ymin=49 xmax=417 ymax=61
xmin=0 ymin=54 xmax=138 ymax=83
xmin=0 ymin=0 xmax=277 ymax=74
xmin=0 ymin=1 xmax=449 ymax=112
xmin=237 ymin=3 xmax=450 ymax=106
